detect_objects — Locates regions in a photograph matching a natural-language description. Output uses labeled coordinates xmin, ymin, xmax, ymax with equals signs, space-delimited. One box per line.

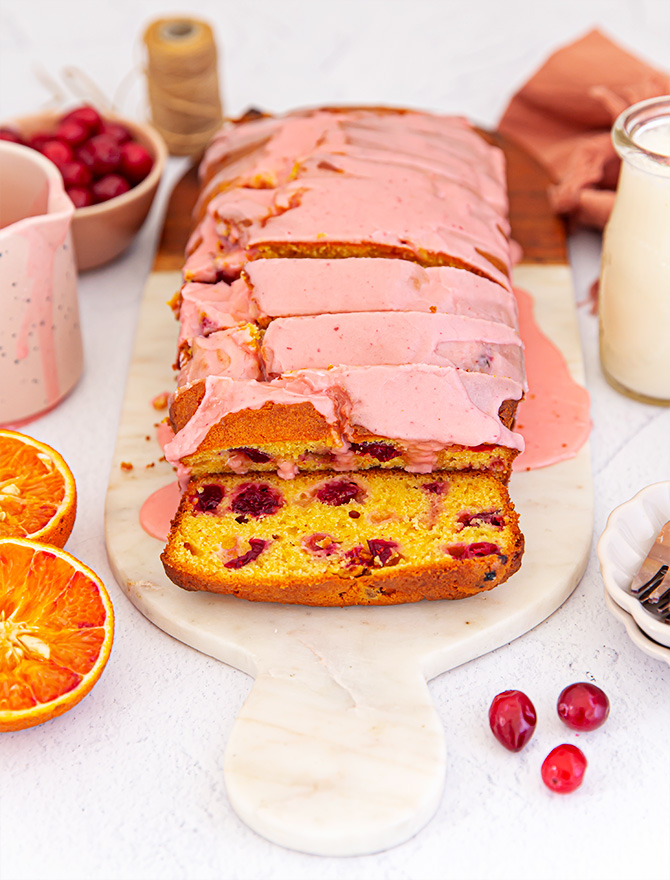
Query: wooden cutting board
xmin=105 ymin=131 xmax=592 ymax=856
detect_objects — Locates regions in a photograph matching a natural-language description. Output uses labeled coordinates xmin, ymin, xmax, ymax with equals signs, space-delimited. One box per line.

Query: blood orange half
xmin=0 ymin=538 xmax=114 ymax=732
xmin=0 ymin=430 xmax=77 ymax=547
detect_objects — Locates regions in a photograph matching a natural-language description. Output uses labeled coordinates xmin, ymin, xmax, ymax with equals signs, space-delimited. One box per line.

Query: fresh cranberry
xmin=488 ymin=690 xmax=537 ymax=752
xmin=193 ymin=483 xmax=224 ymax=512
xmin=367 ymin=539 xmax=399 ymax=565
xmin=315 ymin=479 xmax=362 ymax=506
xmin=447 ymin=542 xmax=500 ymax=559
xmin=230 ymin=446 xmax=272 ymax=464
xmin=350 ymin=441 xmax=399 ymax=462
xmin=119 ymin=141 xmax=154 ymax=184
xmin=55 ymin=119 xmax=90 ymax=148
xmin=458 ymin=510 xmax=505 ymax=529
xmin=99 ymin=121 xmax=132 ymax=144
xmin=557 ymin=683 xmax=610 ymax=731
xmin=39 ymin=139 xmax=74 ymax=168
xmin=60 ymin=159 xmax=93 ymax=187
xmin=231 ymin=483 xmax=283 ymax=518
xmin=61 ymin=105 xmax=102 ymax=135
xmin=66 ymin=186 xmax=94 ymax=209
xmin=541 ymin=744 xmax=587 ymax=794
xmin=28 ymin=131 xmax=55 ymax=151
xmin=0 ymin=127 xmax=25 ymax=144
xmin=78 ymin=134 xmax=121 ymax=175
xmin=92 ymin=173 xmax=131 ymax=203
xmin=224 ymin=538 xmax=267 ymax=569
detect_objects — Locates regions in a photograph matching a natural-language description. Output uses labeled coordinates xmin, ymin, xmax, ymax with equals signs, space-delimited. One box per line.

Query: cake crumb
xmin=120 ymin=461 xmax=134 ymax=472
xmin=151 ymin=392 xmax=170 ymax=410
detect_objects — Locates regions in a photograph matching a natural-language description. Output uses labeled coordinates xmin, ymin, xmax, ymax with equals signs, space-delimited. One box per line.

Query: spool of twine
xmin=143 ymin=17 xmax=224 ymax=156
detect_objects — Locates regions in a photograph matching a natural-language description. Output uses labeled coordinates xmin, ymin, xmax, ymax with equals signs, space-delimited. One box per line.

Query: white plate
xmin=604 ymin=592 xmax=670 ymax=665
xmin=597 ymin=481 xmax=670 ymax=647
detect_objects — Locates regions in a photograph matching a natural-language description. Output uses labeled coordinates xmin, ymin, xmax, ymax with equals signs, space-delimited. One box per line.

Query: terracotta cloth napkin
xmin=498 ymin=29 xmax=670 ymax=230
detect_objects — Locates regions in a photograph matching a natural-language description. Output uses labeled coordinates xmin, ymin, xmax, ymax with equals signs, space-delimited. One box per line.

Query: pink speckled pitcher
xmin=0 ymin=141 xmax=83 ymax=426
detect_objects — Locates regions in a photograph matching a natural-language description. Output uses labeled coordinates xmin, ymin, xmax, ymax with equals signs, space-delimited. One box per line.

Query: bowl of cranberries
xmin=1 ymin=104 xmax=167 ymax=271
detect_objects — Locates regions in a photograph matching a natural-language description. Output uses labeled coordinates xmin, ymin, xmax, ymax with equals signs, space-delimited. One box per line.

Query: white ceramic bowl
xmin=597 ymin=481 xmax=670 ymax=647
xmin=7 ymin=109 xmax=168 ymax=271
xmin=604 ymin=593 xmax=670 ymax=665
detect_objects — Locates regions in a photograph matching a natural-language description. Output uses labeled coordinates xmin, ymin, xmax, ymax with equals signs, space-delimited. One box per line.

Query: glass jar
xmin=599 ymin=96 xmax=670 ymax=405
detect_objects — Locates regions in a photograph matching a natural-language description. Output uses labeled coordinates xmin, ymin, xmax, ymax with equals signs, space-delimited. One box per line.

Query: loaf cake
xmin=160 ymin=106 xmax=526 ymax=605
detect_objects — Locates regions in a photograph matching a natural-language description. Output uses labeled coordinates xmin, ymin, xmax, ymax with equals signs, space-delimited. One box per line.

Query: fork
xmin=632 ymin=564 xmax=670 ymax=621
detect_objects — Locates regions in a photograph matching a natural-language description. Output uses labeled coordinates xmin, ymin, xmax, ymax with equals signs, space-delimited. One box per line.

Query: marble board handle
xmin=223 ymin=656 xmax=446 ymax=856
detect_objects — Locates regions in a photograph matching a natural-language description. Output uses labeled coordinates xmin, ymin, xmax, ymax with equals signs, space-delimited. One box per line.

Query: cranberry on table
xmin=488 ymin=690 xmax=537 ymax=752
xmin=92 ymin=174 xmax=131 ymax=203
xmin=119 ymin=141 xmax=154 ymax=184
xmin=557 ymin=682 xmax=610 ymax=731
xmin=541 ymin=744 xmax=587 ymax=793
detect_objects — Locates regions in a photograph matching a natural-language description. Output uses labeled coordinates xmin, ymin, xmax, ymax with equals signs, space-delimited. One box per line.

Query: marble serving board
xmin=105 ymin=138 xmax=593 ymax=856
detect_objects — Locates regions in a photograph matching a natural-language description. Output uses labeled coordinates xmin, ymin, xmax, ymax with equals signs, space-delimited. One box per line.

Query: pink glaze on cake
xmin=243 ymin=259 xmax=519 ymax=326
xmin=164 ymin=365 xmax=524 ymax=469
xmin=183 ymin=214 xmax=221 ymax=282
xmin=324 ymin=114 xmax=508 ymax=215
xmin=261 ymin=312 xmax=526 ymax=388
xmin=164 ymin=375 xmax=341 ymax=464
xmin=198 ymin=110 xmax=508 ymax=216
xmin=183 ymin=189 xmax=274 ymax=283
xmin=197 ymin=113 xmax=347 ymax=210
xmin=193 ymin=109 xmax=512 ymax=288
xmin=177 ymin=325 xmax=262 ymax=386
xmin=178 ymin=279 xmax=252 ymax=343
xmin=208 ymin=160 xmax=511 ymax=288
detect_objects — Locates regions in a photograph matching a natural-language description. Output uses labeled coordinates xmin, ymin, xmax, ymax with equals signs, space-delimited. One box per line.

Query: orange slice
xmin=0 ymin=430 xmax=77 ymax=547
xmin=0 ymin=538 xmax=114 ymax=731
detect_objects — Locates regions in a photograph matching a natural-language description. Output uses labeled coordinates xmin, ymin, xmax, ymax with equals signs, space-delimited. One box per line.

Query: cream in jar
xmin=599 ymin=96 xmax=670 ymax=404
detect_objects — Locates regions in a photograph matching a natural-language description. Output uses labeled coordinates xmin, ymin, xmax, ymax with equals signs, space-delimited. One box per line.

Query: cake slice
xmin=161 ymin=469 xmax=524 ymax=606
xmin=165 ymin=366 xmax=524 ymax=482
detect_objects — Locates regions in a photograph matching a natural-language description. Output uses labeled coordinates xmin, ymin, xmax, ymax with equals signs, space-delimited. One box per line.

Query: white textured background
xmin=1 ymin=2 xmax=669 ymax=879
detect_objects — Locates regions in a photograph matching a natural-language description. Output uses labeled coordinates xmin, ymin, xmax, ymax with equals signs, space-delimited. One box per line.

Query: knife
xmin=630 ymin=520 xmax=670 ymax=600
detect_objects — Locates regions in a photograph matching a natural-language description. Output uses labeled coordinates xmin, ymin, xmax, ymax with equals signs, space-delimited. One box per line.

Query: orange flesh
xmin=0 ymin=543 xmax=108 ymax=714
xmin=0 ymin=438 xmax=67 ymax=539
